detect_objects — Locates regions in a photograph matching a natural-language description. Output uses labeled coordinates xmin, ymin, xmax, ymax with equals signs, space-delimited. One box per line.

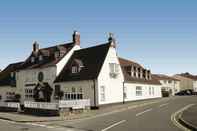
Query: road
xmin=0 ymin=96 xmax=196 ymax=131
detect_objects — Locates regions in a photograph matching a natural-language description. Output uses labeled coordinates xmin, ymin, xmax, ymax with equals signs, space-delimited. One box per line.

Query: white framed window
xmin=72 ymin=66 xmax=78 ymax=73
xmin=109 ymin=63 xmax=119 ymax=73
xmin=54 ymin=51 xmax=60 ymax=58
xmin=39 ymin=55 xmax=43 ymax=61
xmin=136 ymin=86 xmax=142 ymax=96
xmin=31 ymin=57 xmax=35 ymax=63
xmin=100 ymin=86 xmax=105 ymax=101
xmin=109 ymin=63 xmax=119 ymax=78
xmin=152 ymin=87 xmax=154 ymax=95
xmin=25 ymin=89 xmax=34 ymax=98
xmin=149 ymin=87 xmax=152 ymax=95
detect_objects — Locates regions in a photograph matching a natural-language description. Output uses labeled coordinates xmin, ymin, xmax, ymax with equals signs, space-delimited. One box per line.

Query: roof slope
xmin=119 ymin=58 xmax=161 ymax=85
xmin=176 ymin=73 xmax=197 ymax=80
xmin=0 ymin=62 xmax=24 ymax=86
xmin=152 ymin=74 xmax=180 ymax=81
xmin=20 ymin=42 xmax=75 ymax=70
xmin=55 ymin=43 xmax=110 ymax=82
xmin=119 ymin=57 xmax=143 ymax=68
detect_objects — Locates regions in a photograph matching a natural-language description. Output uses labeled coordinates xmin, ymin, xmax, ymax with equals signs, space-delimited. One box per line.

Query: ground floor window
xmin=149 ymin=87 xmax=152 ymax=95
xmin=6 ymin=92 xmax=15 ymax=99
xmin=25 ymin=89 xmax=34 ymax=98
xmin=136 ymin=86 xmax=142 ymax=96
xmin=152 ymin=87 xmax=154 ymax=95
xmin=64 ymin=93 xmax=83 ymax=100
xmin=100 ymin=86 xmax=105 ymax=102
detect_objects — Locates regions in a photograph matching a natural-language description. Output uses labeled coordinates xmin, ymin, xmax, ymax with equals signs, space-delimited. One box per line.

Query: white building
xmin=152 ymin=74 xmax=180 ymax=96
xmin=119 ymin=58 xmax=162 ymax=102
xmin=54 ymin=34 xmax=162 ymax=108
xmin=0 ymin=62 xmax=23 ymax=102
xmin=0 ymin=31 xmax=162 ymax=109
xmin=174 ymin=73 xmax=197 ymax=92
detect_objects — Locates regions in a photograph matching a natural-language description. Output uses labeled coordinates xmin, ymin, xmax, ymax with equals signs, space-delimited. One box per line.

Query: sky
xmin=0 ymin=0 xmax=196 ymax=75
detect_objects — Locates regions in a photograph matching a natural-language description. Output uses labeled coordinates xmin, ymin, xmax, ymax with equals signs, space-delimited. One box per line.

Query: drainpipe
xmin=93 ymin=79 xmax=97 ymax=108
xmin=123 ymin=81 xmax=125 ymax=104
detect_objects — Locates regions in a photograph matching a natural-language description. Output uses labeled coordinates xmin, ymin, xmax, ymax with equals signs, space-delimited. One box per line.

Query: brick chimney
xmin=73 ymin=31 xmax=80 ymax=45
xmin=33 ymin=41 xmax=39 ymax=52
xmin=108 ymin=33 xmax=116 ymax=48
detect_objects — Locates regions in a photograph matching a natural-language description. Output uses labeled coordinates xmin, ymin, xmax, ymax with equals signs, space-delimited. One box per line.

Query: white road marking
xmin=159 ymin=103 xmax=169 ymax=108
xmin=171 ymin=104 xmax=195 ymax=131
xmin=136 ymin=108 xmax=152 ymax=116
xmin=101 ymin=120 xmax=126 ymax=131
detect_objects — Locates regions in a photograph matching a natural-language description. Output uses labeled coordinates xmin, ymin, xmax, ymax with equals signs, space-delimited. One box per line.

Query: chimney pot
xmin=73 ymin=31 xmax=80 ymax=45
xmin=33 ymin=41 xmax=39 ymax=52
xmin=108 ymin=32 xmax=116 ymax=48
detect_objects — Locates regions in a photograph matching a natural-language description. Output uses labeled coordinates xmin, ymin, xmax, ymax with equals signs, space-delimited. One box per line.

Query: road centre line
xmin=101 ymin=120 xmax=126 ymax=131
xmin=159 ymin=103 xmax=169 ymax=108
xmin=136 ymin=108 xmax=152 ymax=116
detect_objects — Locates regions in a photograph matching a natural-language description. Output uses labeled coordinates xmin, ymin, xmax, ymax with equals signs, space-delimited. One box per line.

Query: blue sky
xmin=0 ymin=0 xmax=196 ymax=75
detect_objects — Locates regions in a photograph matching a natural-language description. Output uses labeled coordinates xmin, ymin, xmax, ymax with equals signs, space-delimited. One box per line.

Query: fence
xmin=24 ymin=101 xmax=59 ymax=110
xmin=0 ymin=102 xmax=20 ymax=108
xmin=59 ymin=99 xmax=90 ymax=109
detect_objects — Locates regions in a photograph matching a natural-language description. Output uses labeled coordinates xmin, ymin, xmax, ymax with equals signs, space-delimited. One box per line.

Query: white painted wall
xmin=97 ymin=46 xmax=124 ymax=105
xmin=55 ymin=80 xmax=96 ymax=106
xmin=56 ymin=45 xmax=81 ymax=75
xmin=124 ymin=83 xmax=162 ymax=101
xmin=159 ymin=80 xmax=180 ymax=95
xmin=17 ymin=66 xmax=57 ymax=103
xmin=0 ymin=86 xmax=17 ymax=102
xmin=173 ymin=75 xmax=193 ymax=91
xmin=193 ymin=81 xmax=197 ymax=92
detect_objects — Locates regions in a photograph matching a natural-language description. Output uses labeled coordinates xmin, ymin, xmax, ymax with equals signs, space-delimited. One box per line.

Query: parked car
xmin=175 ymin=89 xmax=195 ymax=96
xmin=162 ymin=90 xmax=169 ymax=97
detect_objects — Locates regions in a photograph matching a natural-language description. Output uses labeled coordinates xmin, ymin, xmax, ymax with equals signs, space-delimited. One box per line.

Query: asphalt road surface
xmin=0 ymin=96 xmax=196 ymax=131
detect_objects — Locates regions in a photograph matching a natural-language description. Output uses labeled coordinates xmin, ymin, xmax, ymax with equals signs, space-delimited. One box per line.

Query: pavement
xmin=0 ymin=96 xmax=197 ymax=131
xmin=179 ymin=104 xmax=197 ymax=130
xmin=0 ymin=97 xmax=170 ymax=122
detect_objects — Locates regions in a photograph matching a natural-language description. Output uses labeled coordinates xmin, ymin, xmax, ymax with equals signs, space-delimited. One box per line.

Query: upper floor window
xmin=72 ymin=66 xmax=78 ymax=73
xmin=109 ymin=63 xmax=119 ymax=78
xmin=54 ymin=51 xmax=60 ymax=59
xmin=39 ymin=55 xmax=43 ymax=61
xmin=31 ymin=57 xmax=35 ymax=63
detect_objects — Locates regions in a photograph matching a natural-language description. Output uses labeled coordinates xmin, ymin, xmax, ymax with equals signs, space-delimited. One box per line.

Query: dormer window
xmin=39 ymin=55 xmax=43 ymax=61
xmin=31 ymin=57 xmax=35 ymax=63
xmin=54 ymin=51 xmax=60 ymax=59
xmin=10 ymin=72 xmax=15 ymax=78
xmin=71 ymin=59 xmax=84 ymax=74
xmin=72 ymin=66 xmax=78 ymax=73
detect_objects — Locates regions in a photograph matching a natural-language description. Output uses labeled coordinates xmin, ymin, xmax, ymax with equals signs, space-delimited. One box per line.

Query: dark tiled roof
xmin=177 ymin=73 xmax=197 ymax=80
xmin=55 ymin=43 xmax=110 ymax=82
xmin=0 ymin=62 xmax=24 ymax=86
xmin=152 ymin=74 xmax=180 ymax=81
xmin=119 ymin=57 xmax=143 ymax=68
xmin=119 ymin=58 xmax=161 ymax=85
xmin=20 ymin=42 xmax=75 ymax=70
xmin=121 ymin=67 xmax=161 ymax=85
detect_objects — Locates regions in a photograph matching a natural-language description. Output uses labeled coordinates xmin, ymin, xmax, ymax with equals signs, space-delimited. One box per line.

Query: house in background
xmin=119 ymin=58 xmax=162 ymax=102
xmin=173 ymin=73 xmax=197 ymax=92
xmin=152 ymin=74 xmax=180 ymax=96
xmin=0 ymin=62 xmax=23 ymax=102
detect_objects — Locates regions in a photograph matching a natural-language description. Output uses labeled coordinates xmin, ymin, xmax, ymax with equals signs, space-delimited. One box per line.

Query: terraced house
xmin=0 ymin=31 xmax=162 ymax=110
xmin=152 ymin=74 xmax=180 ymax=96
